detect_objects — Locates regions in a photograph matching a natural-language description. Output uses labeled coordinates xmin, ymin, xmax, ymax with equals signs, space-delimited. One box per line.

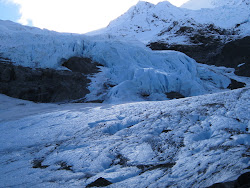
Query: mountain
xmin=89 ymin=1 xmax=250 ymax=76
xmin=0 ymin=2 xmax=250 ymax=188
xmin=181 ymin=0 xmax=250 ymax=10
xmin=93 ymin=1 xmax=250 ymax=41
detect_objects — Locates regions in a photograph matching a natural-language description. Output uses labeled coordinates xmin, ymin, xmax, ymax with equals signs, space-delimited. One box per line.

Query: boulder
xmin=86 ymin=177 xmax=112 ymax=187
xmin=207 ymin=172 xmax=250 ymax=188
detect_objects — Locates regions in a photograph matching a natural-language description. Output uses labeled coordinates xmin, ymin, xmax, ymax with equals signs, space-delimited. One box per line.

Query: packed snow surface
xmin=0 ymin=20 xmax=237 ymax=102
xmin=0 ymin=87 xmax=249 ymax=187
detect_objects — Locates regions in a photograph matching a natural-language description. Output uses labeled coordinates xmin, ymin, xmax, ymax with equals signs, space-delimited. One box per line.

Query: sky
xmin=0 ymin=0 xmax=189 ymax=34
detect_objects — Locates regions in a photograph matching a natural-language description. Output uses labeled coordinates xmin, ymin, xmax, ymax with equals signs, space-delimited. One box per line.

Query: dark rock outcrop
xmin=166 ymin=92 xmax=185 ymax=99
xmin=148 ymin=24 xmax=250 ymax=77
xmin=227 ymin=79 xmax=246 ymax=90
xmin=0 ymin=57 xmax=101 ymax=103
xmin=212 ymin=36 xmax=250 ymax=77
xmin=62 ymin=57 xmax=102 ymax=74
xmin=207 ymin=172 xmax=250 ymax=188
xmin=86 ymin=177 xmax=112 ymax=187
xmin=32 ymin=159 xmax=49 ymax=169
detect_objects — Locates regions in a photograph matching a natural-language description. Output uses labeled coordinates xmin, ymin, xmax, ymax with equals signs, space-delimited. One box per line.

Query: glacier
xmin=0 ymin=20 xmax=236 ymax=103
xmin=0 ymin=1 xmax=250 ymax=187
xmin=0 ymin=87 xmax=249 ymax=187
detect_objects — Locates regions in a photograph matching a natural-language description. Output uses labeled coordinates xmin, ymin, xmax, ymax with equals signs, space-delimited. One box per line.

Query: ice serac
xmin=83 ymin=39 xmax=231 ymax=102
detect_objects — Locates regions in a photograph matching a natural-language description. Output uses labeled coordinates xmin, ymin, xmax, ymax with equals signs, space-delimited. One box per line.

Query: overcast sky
xmin=0 ymin=0 xmax=189 ymax=33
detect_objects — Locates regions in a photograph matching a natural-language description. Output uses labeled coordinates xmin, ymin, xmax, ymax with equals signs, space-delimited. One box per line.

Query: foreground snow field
xmin=0 ymin=87 xmax=249 ymax=187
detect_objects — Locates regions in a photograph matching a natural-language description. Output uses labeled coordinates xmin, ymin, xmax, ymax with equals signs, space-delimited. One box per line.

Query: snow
xmin=0 ymin=87 xmax=249 ymax=187
xmin=238 ymin=63 xmax=246 ymax=68
xmin=0 ymin=19 xmax=240 ymax=103
xmin=0 ymin=3 xmax=250 ymax=187
xmin=181 ymin=0 xmax=249 ymax=10
xmin=88 ymin=1 xmax=250 ymax=43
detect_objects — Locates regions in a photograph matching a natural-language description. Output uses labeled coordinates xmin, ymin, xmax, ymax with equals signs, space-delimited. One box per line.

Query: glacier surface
xmin=0 ymin=20 xmax=236 ymax=102
xmin=0 ymin=88 xmax=249 ymax=187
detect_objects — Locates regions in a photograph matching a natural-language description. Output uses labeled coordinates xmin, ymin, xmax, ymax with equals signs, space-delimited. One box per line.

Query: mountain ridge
xmin=93 ymin=0 xmax=250 ymax=41
xmin=181 ymin=0 xmax=250 ymax=10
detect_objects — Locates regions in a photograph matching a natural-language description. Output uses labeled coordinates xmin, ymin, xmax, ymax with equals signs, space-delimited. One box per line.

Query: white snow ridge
xmin=0 ymin=0 xmax=250 ymax=187
xmin=91 ymin=0 xmax=250 ymax=42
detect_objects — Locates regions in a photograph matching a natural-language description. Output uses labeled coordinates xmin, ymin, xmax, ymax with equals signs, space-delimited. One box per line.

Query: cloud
xmin=8 ymin=0 xmax=188 ymax=33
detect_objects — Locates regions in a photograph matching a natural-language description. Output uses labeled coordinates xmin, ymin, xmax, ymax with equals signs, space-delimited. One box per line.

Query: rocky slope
xmin=208 ymin=172 xmax=250 ymax=188
xmin=0 ymin=57 xmax=100 ymax=103
xmin=148 ymin=36 xmax=250 ymax=77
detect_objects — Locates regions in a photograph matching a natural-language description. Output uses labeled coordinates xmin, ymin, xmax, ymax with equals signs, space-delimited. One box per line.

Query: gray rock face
xmin=212 ymin=36 xmax=250 ymax=77
xmin=207 ymin=172 xmax=250 ymax=188
xmin=0 ymin=57 xmax=101 ymax=103
xmin=86 ymin=177 xmax=112 ymax=187
xmin=62 ymin=57 xmax=102 ymax=75
xmin=148 ymin=25 xmax=250 ymax=77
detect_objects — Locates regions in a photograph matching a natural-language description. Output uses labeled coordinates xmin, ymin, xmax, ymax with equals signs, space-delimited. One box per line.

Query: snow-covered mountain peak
xmin=92 ymin=0 xmax=250 ymax=43
xmin=106 ymin=1 xmax=179 ymax=30
xmin=181 ymin=0 xmax=249 ymax=10
xmin=134 ymin=1 xmax=154 ymax=8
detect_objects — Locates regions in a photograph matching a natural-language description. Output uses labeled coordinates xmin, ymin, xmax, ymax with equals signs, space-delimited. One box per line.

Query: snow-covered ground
xmin=0 ymin=87 xmax=249 ymax=187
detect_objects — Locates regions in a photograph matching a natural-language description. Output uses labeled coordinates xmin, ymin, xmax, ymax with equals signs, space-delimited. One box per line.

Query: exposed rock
xmin=57 ymin=161 xmax=72 ymax=171
xmin=236 ymin=172 xmax=250 ymax=187
xmin=207 ymin=172 xmax=250 ymax=188
xmin=166 ymin=92 xmax=185 ymax=99
xmin=32 ymin=159 xmax=49 ymax=169
xmin=62 ymin=57 xmax=102 ymax=74
xmin=86 ymin=177 xmax=112 ymax=187
xmin=136 ymin=162 xmax=175 ymax=173
xmin=227 ymin=79 xmax=246 ymax=90
xmin=212 ymin=36 xmax=250 ymax=77
xmin=148 ymin=25 xmax=250 ymax=77
xmin=0 ymin=56 xmax=101 ymax=103
xmin=161 ymin=129 xmax=172 ymax=133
